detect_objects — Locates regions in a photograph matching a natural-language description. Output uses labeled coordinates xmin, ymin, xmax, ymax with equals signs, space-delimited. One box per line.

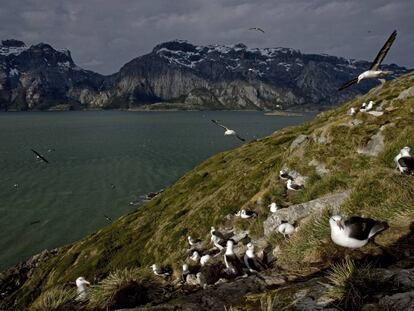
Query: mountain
xmin=1 ymin=73 xmax=413 ymax=310
xmin=0 ymin=39 xmax=410 ymax=111
xmin=0 ymin=39 xmax=108 ymax=111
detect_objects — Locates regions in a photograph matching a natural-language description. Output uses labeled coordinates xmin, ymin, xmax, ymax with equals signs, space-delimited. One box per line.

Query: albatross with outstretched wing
xmin=248 ymin=27 xmax=265 ymax=33
xmin=338 ymin=30 xmax=397 ymax=91
xmin=211 ymin=120 xmax=245 ymax=142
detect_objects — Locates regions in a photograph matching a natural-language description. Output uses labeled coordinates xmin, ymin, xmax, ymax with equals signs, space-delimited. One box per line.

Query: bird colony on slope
xmin=24 ymin=28 xmax=412 ymax=302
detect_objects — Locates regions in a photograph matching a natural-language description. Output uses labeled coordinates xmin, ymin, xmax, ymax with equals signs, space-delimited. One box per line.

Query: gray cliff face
xmin=0 ymin=39 xmax=410 ymax=111
xmin=0 ymin=39 xmax=107 ymax=111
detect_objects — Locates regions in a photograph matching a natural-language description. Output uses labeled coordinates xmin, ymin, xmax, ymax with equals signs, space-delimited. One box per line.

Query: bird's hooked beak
xmin=336 ymin=220 xmax=344 ymax=230
xmin=85 ymin=281 xmax=91 ymax=286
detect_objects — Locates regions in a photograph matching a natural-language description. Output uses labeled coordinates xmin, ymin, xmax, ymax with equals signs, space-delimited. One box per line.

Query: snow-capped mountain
xmin=0 ymin=39 xmax=410 ymax=111
xmin=0 ymin=39 xmax=107 ymax=111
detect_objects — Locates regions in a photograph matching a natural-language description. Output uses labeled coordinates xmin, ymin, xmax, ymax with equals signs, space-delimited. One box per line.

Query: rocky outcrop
xmin=263 ymin=191 xmax=350 ymax=237
xmin=0 ymin=39 xmax=410 ymax=111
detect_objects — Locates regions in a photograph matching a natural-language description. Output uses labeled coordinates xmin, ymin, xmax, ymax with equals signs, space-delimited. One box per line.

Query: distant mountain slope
xmin=1 ymin=72 xmax=413 ymax=310
xmin=0 ymin=39 xmax=108 ymax=111
xmin=0 ymin=39 xmax=410 ymax=111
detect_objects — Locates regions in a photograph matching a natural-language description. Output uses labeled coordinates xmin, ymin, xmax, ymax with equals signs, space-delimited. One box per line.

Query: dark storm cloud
xmin=0 ymin=0 xmax=413 ymax=74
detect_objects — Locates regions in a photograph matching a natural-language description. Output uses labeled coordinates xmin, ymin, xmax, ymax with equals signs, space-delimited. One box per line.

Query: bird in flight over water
xmin=338 ymin=30 xmax=397 ymax=91
xmin=211 ymin=120 xmax=245 ymax=142
xmin=31 ymin=149 xmax=49 ymax=164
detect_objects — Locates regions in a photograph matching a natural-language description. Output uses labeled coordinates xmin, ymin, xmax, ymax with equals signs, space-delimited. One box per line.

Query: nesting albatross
xmin=395 ymin=147 xmax=414 ymax=175
xmin=329 ymin=215 xmax=388 ymax=248
xmin=338 ymin=30 xmax=397 ymax=91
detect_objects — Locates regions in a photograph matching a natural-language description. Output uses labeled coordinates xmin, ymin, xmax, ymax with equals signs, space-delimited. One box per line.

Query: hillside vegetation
xmin=1 ymin=72 xmax=413 ymax=310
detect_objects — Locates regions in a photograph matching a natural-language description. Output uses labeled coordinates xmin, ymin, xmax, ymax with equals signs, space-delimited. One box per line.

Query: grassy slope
xmin=3 ymin=73 xmax=414 ymax=309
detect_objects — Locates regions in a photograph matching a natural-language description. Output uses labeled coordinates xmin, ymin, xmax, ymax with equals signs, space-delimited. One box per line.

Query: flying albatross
xmin=248 ymin=27 xmax=265 ymax=33
xmin=395 ymin=146 xmax=414 ymax=175
xmin=338 ymin=30 xmax=397 ymax=91
xmin=329 ymin=215 xmax=388 ymax=248
xmin=31 ymin=149 xmax=49 ymax=163
xmin=211 ymin=120 xmax=245 ymax=142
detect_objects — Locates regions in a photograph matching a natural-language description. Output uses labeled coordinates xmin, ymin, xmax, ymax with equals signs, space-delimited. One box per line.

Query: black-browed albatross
xmin=338 ymin=30 xmax=397 ymax=91
xmin=31 ymin=149 xmax=49 ymax=163
xmin=248 ymin=27 xmax=265 ymax=33
xmin=211 ymin=120 xmax=245 ymax=142
xmin=329 ymin=215 xmax=388 ymax=248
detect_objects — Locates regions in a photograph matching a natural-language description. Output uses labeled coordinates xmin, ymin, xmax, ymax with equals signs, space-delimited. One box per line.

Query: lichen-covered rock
xmin=357 ymin=131 xmax=385 ymax=156
xmin=263 ymin=191 xmax=350 ymax=237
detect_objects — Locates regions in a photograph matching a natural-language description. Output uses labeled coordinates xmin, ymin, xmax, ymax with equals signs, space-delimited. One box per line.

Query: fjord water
xmin=0 ymin=111 xmax=315 ymax=269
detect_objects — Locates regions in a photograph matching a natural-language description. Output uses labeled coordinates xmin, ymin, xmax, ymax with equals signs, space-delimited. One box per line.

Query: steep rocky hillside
xmin=0 ymin=39 xmax=410 ymax=111
xmin=0 ymin=73 xmax=413 ymax=310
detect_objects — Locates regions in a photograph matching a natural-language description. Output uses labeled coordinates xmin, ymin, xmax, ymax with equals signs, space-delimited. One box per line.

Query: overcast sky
xmin=0 ymin=0 xmax=413 ymax=74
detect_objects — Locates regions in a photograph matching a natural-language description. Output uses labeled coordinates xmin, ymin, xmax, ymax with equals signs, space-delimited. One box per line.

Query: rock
xmin=309 ymin=159 xmax=330 ymax=176
xmin=378 ymin=291 xmax=414 ymax=310
xmin=263 ymin=191 xmax=350 ymax=237
xmin=357 ymin=131 xmax=385 ymax=156
xmin=367 ymin=111 xmax=384 ymax=117
xmin=397 ymin=86 xmax=414 ymax=100
xmin=347 ymin=119 xmax=363 ymax=127
xmin=290 ymin=134 xmax=309 ymax=150
xmin=312 ymin=125 xmax=333 ymax=145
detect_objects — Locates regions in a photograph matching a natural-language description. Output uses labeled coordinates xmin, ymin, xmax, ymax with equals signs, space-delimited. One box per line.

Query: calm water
xmin=0 ymin=111 xmax=316 ymax=269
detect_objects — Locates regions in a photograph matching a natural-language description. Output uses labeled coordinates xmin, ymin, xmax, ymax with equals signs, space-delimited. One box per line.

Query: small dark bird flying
xmin=248 ymin=27 xmax=265 ymax=33
xmin=31 ymin=149 xmax=49 ymax=163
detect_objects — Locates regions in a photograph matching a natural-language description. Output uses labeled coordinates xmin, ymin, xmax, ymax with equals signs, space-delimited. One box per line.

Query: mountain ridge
xmin=0 ymin=39 xmax=410 ymax=111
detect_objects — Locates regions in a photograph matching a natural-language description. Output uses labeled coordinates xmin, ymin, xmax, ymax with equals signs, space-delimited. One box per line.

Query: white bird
xmin=347 ymin=107 xmax=356 ymax=116
xmin=150 ymin=264 xmax=171 ymax=277
xmin=361 ymin=101 xmax=374 ymax=112
xmin=269 ymin=202 xmax=278 ymax=213
xmin=211 ymin=120 xmax=245 ymax=142
xmin=75 ymin=277 xmax=90 ymax=301
xmin=244 ymin=242 xmax=265 ymax=273
xmin=236 ymin=209 xmax=257 ymax=219
xmin=395 ymin=147 xmax=414 ymax=174
xmin=287 ymin=179 xmax=303 ymax=191
xmin=329 ymin=215 xmax=388 ymax=248
xmin=200 ymin=254 xmax=211 ymax=266
xmin=190 ymin=251 xmax=201 ymax=262
xmin=223 ymin=240 xmax=243 ymax=275
xmin=338 ymin=30 xmax=397 ymax=91
xmin=278 ymin=222 xmax=295 ymax=237
xmin=210 ymin=227 xmax=226 ymax=250
xmin=248 ymin=27 xmax=265 ymax=33
xmin=279 ymin=169 xmax=292 ymax=180
xmin=187 ymin=236 xmax=202 ymax=247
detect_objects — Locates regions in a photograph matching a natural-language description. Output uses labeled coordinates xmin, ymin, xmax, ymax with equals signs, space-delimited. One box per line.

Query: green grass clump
xmin=326 ymin=258 xmax=378 ymax=309
xmin=88 ymin=267 xmax=162 ymax=310
xmin=30 ymin=287 xmax=79 ymax=311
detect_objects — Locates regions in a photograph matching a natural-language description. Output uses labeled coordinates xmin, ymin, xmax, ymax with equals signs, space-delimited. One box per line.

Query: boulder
xmin=357 ymin=131 xmax=385 ymax=156
xmin=263 ymin=191 xmax=350 ymax=237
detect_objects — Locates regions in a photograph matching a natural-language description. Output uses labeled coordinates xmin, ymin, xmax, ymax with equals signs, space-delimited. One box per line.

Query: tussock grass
xmin=88 ymin=267 xmax=162 ymax=310
xmin=326 ymin=258 xmax=378 ymax=309
xmin=30 ymin=286 xmax=79 ymax=311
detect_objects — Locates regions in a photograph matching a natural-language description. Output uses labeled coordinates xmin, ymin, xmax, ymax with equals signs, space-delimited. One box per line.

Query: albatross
xmin=243 ymin=242 xmax=265 ymax=273
xmin=338 ymin=30 xmax=397 ymax=91
xmin=31 ymin=149 xmax=49 ymax=164
xmin=211 ymin=120 xmax=245 ymax=142
xmin=395 ymin=146 xmax=414 ymax=175
xmin=75 ymin=277 xmax=91 ymax=301
xmin=329 ymin=215 xmax=388 ymax=248
xmin=248 ymin=27 xmax=265 ymax=33
xmin=223 ymin=239 xmax=244 ymax=275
